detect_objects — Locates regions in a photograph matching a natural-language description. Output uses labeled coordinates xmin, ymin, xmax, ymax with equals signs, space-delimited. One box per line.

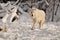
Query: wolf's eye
xmin=31 ymin=14 xmax=33 ymax=16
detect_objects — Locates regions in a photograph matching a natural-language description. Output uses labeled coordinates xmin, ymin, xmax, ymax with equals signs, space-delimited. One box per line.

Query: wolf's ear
xmin=32 ymin=6 xmax=36 ymax=10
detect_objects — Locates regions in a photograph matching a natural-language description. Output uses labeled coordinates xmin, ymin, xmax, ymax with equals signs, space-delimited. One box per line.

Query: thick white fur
xmin=28 ymin=7 xmax=45 ymax=30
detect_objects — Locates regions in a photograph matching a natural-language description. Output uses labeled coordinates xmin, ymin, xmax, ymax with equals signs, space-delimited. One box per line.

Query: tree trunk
xmin=51 ymin=0 xmax=55 ymax=21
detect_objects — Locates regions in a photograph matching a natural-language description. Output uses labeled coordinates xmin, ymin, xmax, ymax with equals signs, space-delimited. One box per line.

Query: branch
xmin=17 ymin=6 xmax=28 ymax=14
xmin=13 ymin=0 xmax=19 ymax=5
xmin=55 ymin=4 xmax=59 ymax=15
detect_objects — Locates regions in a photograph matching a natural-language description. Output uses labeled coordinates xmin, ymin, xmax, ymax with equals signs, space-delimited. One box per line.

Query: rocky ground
xmin=0 ymin=13 xmax=60 ymax=40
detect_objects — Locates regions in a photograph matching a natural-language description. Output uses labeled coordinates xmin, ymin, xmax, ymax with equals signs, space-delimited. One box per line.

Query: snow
xmin=0 ymin=12 xmax=60 ymax=40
